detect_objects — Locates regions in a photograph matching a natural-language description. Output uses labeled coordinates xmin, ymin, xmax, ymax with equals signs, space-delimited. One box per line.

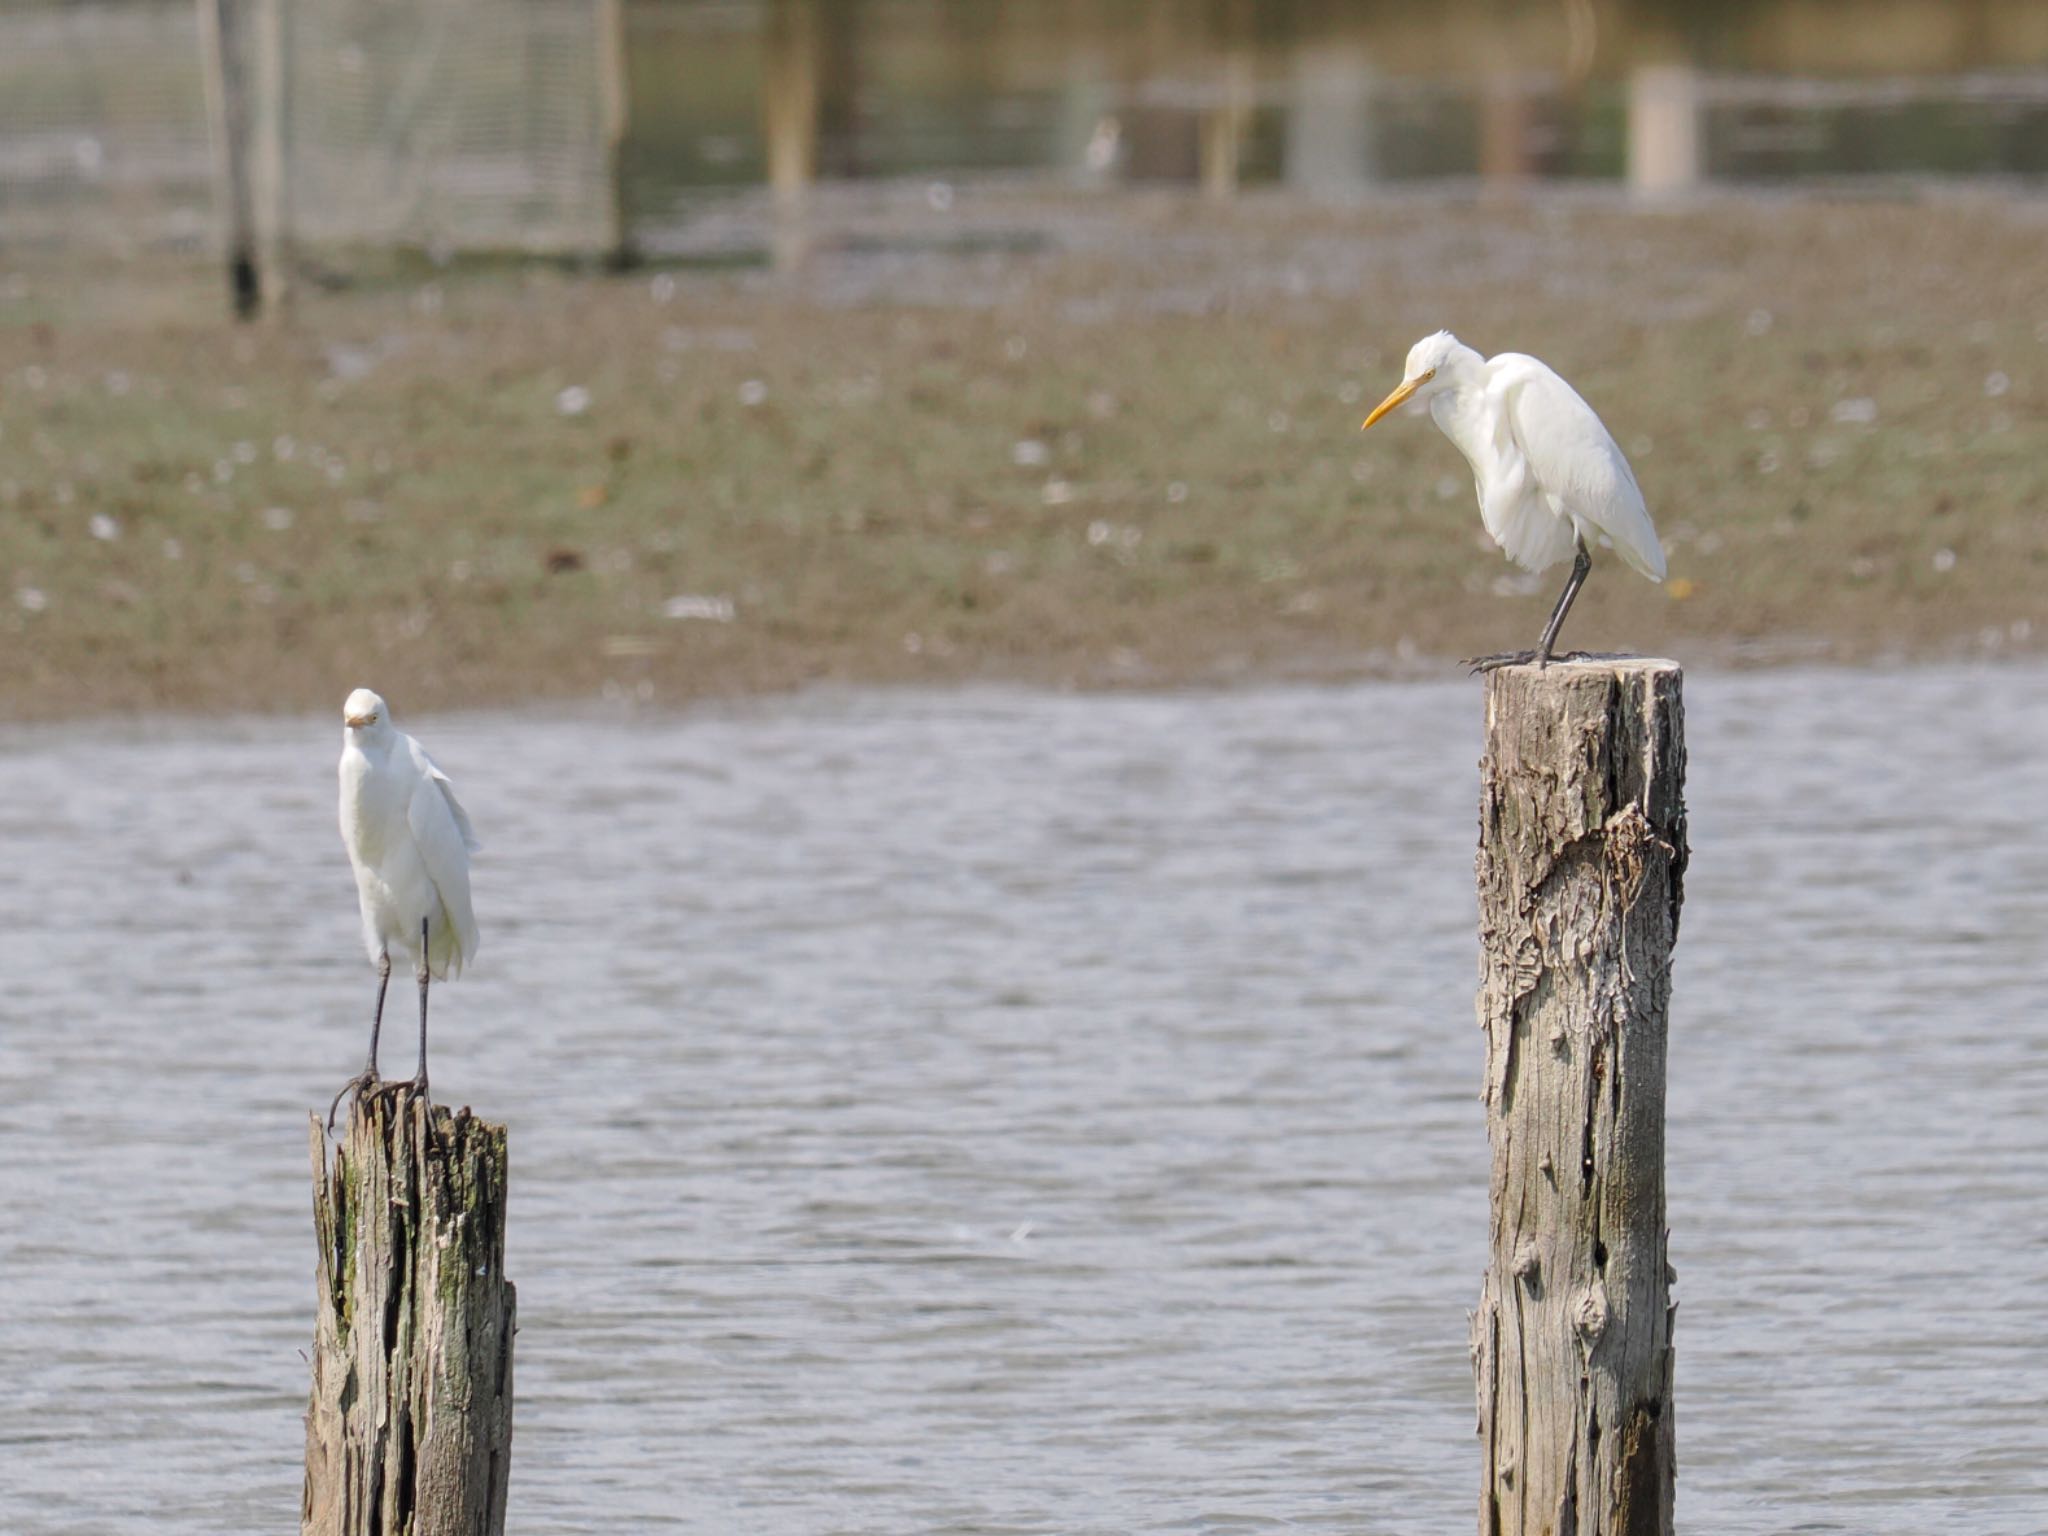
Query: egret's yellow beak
xmin=1360 ymin=375 xmax=1424 ymax=431
xmin=345 ymin=712 xmax=375 ymax=728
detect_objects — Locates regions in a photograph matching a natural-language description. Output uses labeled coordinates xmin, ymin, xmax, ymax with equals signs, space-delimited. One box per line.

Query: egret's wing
xmin=1471 ymin=417 xmax=1580 ymax=574
xmin=420 ymin=747 xmax=481 ymax=854
xmin=405 ymin=738 xmax=480 ymax=972
xmin=1492 ymin=355 xmax=1666 ymax=582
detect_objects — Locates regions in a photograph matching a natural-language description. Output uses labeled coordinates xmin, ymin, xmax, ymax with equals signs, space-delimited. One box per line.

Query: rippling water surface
xmin=1 ymin=665 xmax=2043 ymax=1534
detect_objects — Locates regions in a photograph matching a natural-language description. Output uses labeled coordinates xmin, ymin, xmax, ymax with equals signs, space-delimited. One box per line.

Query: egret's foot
xmin=1462 ymin=649 xmax=1539 ymax=674
xmin=325 ymin=1070 xmax=379 ymax=1134
xmin=1462 ymin=648 xmax=1597 ymax=675
xmin=370 ymin=1070 xmax=430 ymax=1109
xmin=373 ymin=1071 xmax=451 ymax=1166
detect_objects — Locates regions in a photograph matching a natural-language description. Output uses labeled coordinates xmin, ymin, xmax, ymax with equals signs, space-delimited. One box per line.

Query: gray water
xmin=1 ymin=665 xmax=2043 ymax=1534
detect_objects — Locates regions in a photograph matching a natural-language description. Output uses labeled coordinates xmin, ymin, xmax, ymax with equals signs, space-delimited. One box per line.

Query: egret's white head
xmin=342 ymin=688 xmax=391 ymax=735
xmin=1360 ymin=330 xmax=1482 ymax=430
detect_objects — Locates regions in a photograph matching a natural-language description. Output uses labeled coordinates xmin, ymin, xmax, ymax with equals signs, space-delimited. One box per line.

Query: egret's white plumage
xmin=339 ymin=687 xmax=480 ymax=979
xmin=1361 ymin=332 xmax=1665 ymax=665
xmin=328 ymin=688 xmax=478 ymax=1121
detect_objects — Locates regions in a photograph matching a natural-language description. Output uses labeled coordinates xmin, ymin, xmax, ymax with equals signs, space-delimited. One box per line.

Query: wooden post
xmin=595 ymin=0 xmax=634 ymax=266
xmin=196 ymin=0 xmax=261 ymax=318
xmin=1198 ymin=0 xmax=1254 ymax=201
xmin=762 ymin=0 xmax=820 ymax=270
xmin=303 ymin=1097 xmax=515 ymax=1536
xmin=1478 ymin=71 xmax=1537 ymax=191
xmin=1628 ymin=65 xmax=1703 ymax=196
xmin=252 ymin=0 xmax=292 ymax=312
xmin=763 ymin=0 xmax=820 ymax=205
xmin=1471 ymin=659 xmax=1684 ymax=1536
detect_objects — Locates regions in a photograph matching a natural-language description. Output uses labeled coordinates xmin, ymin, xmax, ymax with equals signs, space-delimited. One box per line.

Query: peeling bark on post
xmin=303 ymin=1098 xmax=514 ymax=1536
xmin=1471 ymin=659 xmax=1684 ymax=1536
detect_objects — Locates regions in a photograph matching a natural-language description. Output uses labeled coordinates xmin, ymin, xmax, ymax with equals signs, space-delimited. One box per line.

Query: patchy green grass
xmin=2 ymin=189 xmax=2043 ymax=720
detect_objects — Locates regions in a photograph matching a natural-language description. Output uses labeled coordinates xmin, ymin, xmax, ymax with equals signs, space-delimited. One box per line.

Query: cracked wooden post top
xmin=303 ymin=1095 xmax=514 ymax=1536
xmin=1471 ymin=656 xmax=1684 ymax=1536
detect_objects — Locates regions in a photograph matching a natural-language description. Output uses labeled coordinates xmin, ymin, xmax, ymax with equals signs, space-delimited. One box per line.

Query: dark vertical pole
xmin=197 ymin=0 xmax=261 ymax=317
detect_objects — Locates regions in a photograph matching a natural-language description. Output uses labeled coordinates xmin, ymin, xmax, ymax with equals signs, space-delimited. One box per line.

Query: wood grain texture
xmin=1471 ymin=658 xmax=1684 ymax=1536
xmin=303 ymin=1097 xmax=514 ymax=1536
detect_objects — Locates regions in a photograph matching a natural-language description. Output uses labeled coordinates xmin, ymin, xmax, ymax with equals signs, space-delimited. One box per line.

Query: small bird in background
xmin=327 ymin=688 xmax=480 ymax=1129
xmin=1359 ymin=331 xmax=1666 ymax=670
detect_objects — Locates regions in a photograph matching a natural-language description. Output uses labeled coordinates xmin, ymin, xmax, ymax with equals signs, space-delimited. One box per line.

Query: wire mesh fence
xmin=9 ymin=0 xmax=2048 ymax=277
xmin=0 ymin=0 xmax=615 ymax=264
xmin=288 ymin=0 xmax=615 ymax=257
xmin=0 ymin=2 xmax=215 ymax=253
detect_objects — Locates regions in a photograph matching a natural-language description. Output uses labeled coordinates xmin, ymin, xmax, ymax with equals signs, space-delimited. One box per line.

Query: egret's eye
xmin=1422 ymin=368 xmax=1437 ymax=381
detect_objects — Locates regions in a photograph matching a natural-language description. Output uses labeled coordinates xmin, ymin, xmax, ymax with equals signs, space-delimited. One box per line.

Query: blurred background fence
xmin=0 ymin=1 xmax=215 ymax=253
xmin=0 ymin=0 xmax=618 ymax=265
xmin=4 ymin=0 xmax=2048 ymax=274
xmin=284 ymin=0 xmax=619 ymax=256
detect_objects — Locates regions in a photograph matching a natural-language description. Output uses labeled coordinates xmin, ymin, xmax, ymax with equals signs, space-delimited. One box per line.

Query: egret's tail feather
xmin=1495 ymin=494 xmax=1580 ymax=573
xmin=426 ymin=902 xmax=479 ymax=981
xmin=1614 ymin=530 xmax=1667 ymax=583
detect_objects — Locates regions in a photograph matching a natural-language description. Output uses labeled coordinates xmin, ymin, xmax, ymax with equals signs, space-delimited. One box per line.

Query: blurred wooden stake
xmin=764 ymin=0 xmax=820 ymax=269
xmin=1471 ymin=659 xmax=1684 ymax=1536
xmin=596 ymin=0 xmax=633 ymax=266
xmin=1478 ymin=72 xmax=1539 ymax=191
xmin=303 ymin=1097 xmax=515 ymax=1536
xmin=196 ymin=0 xmax=260 ymax=317
xmin=1629 ymin=65 xmax=1703 ymax=195
xmin=1199 ymin=1 xmax=1254 ymax=201
xmin=252 ymin=0 xmax=292 ymax=312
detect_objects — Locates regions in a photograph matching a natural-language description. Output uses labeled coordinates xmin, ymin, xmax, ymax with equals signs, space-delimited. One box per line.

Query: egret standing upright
xmin=328 ymin=688 xmax=480 ymax=1129
xmin=1359 ymin=331 xmax=1666 ymax=670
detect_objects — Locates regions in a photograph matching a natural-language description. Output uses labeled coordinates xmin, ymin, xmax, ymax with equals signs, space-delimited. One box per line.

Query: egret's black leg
xmin=327 ymin=951 xmax=392 ymax=1132
xmin=411 ymin=915 xmax=431 ymax=1099
xmin=369 ymin=918 xmax=446 ymax=1166
xmin=1462 ymin=537 xmax=1594 ymax=674
xmin=1532 ymin=538 xmax=1594 ymax=665
xmin=366 ymin=954 xmax=391 ymax=1077
xmin=405 ymin=916 xmax=451 ymax=1172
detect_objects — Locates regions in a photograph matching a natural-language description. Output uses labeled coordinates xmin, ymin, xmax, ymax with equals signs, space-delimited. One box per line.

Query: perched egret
xmin=327 ymin=688 xmax=480 ymax=1128
xmin=1359 ymin=331 xmax=1666 ymax=670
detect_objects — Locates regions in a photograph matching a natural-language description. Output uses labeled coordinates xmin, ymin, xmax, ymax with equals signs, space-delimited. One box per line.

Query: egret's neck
xmin=344 ymin=727 xmax=397 ymax=764
xmin=340 ymin=729 xmax=407 ymax=831
xmin=1428 ymin=381 xmax=1498 ymax=474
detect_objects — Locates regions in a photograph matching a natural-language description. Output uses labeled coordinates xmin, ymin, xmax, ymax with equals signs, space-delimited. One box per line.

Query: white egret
xmin=327 ymin=688 xmax=480 ymax=1128
xmin=1359 ymin=331 xmax=1666 ymax=670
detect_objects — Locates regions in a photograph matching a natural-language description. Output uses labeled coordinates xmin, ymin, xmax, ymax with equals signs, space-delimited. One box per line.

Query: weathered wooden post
xmin=1471 ymin=659 xmax=1684 ymax=1536
xmin=303 ymin=1097 xmax=515 ymax=1536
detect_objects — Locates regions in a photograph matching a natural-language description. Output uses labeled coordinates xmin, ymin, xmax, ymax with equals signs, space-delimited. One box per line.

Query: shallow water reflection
xmin=1 ymin=665 xmax=2043 ymax=1533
